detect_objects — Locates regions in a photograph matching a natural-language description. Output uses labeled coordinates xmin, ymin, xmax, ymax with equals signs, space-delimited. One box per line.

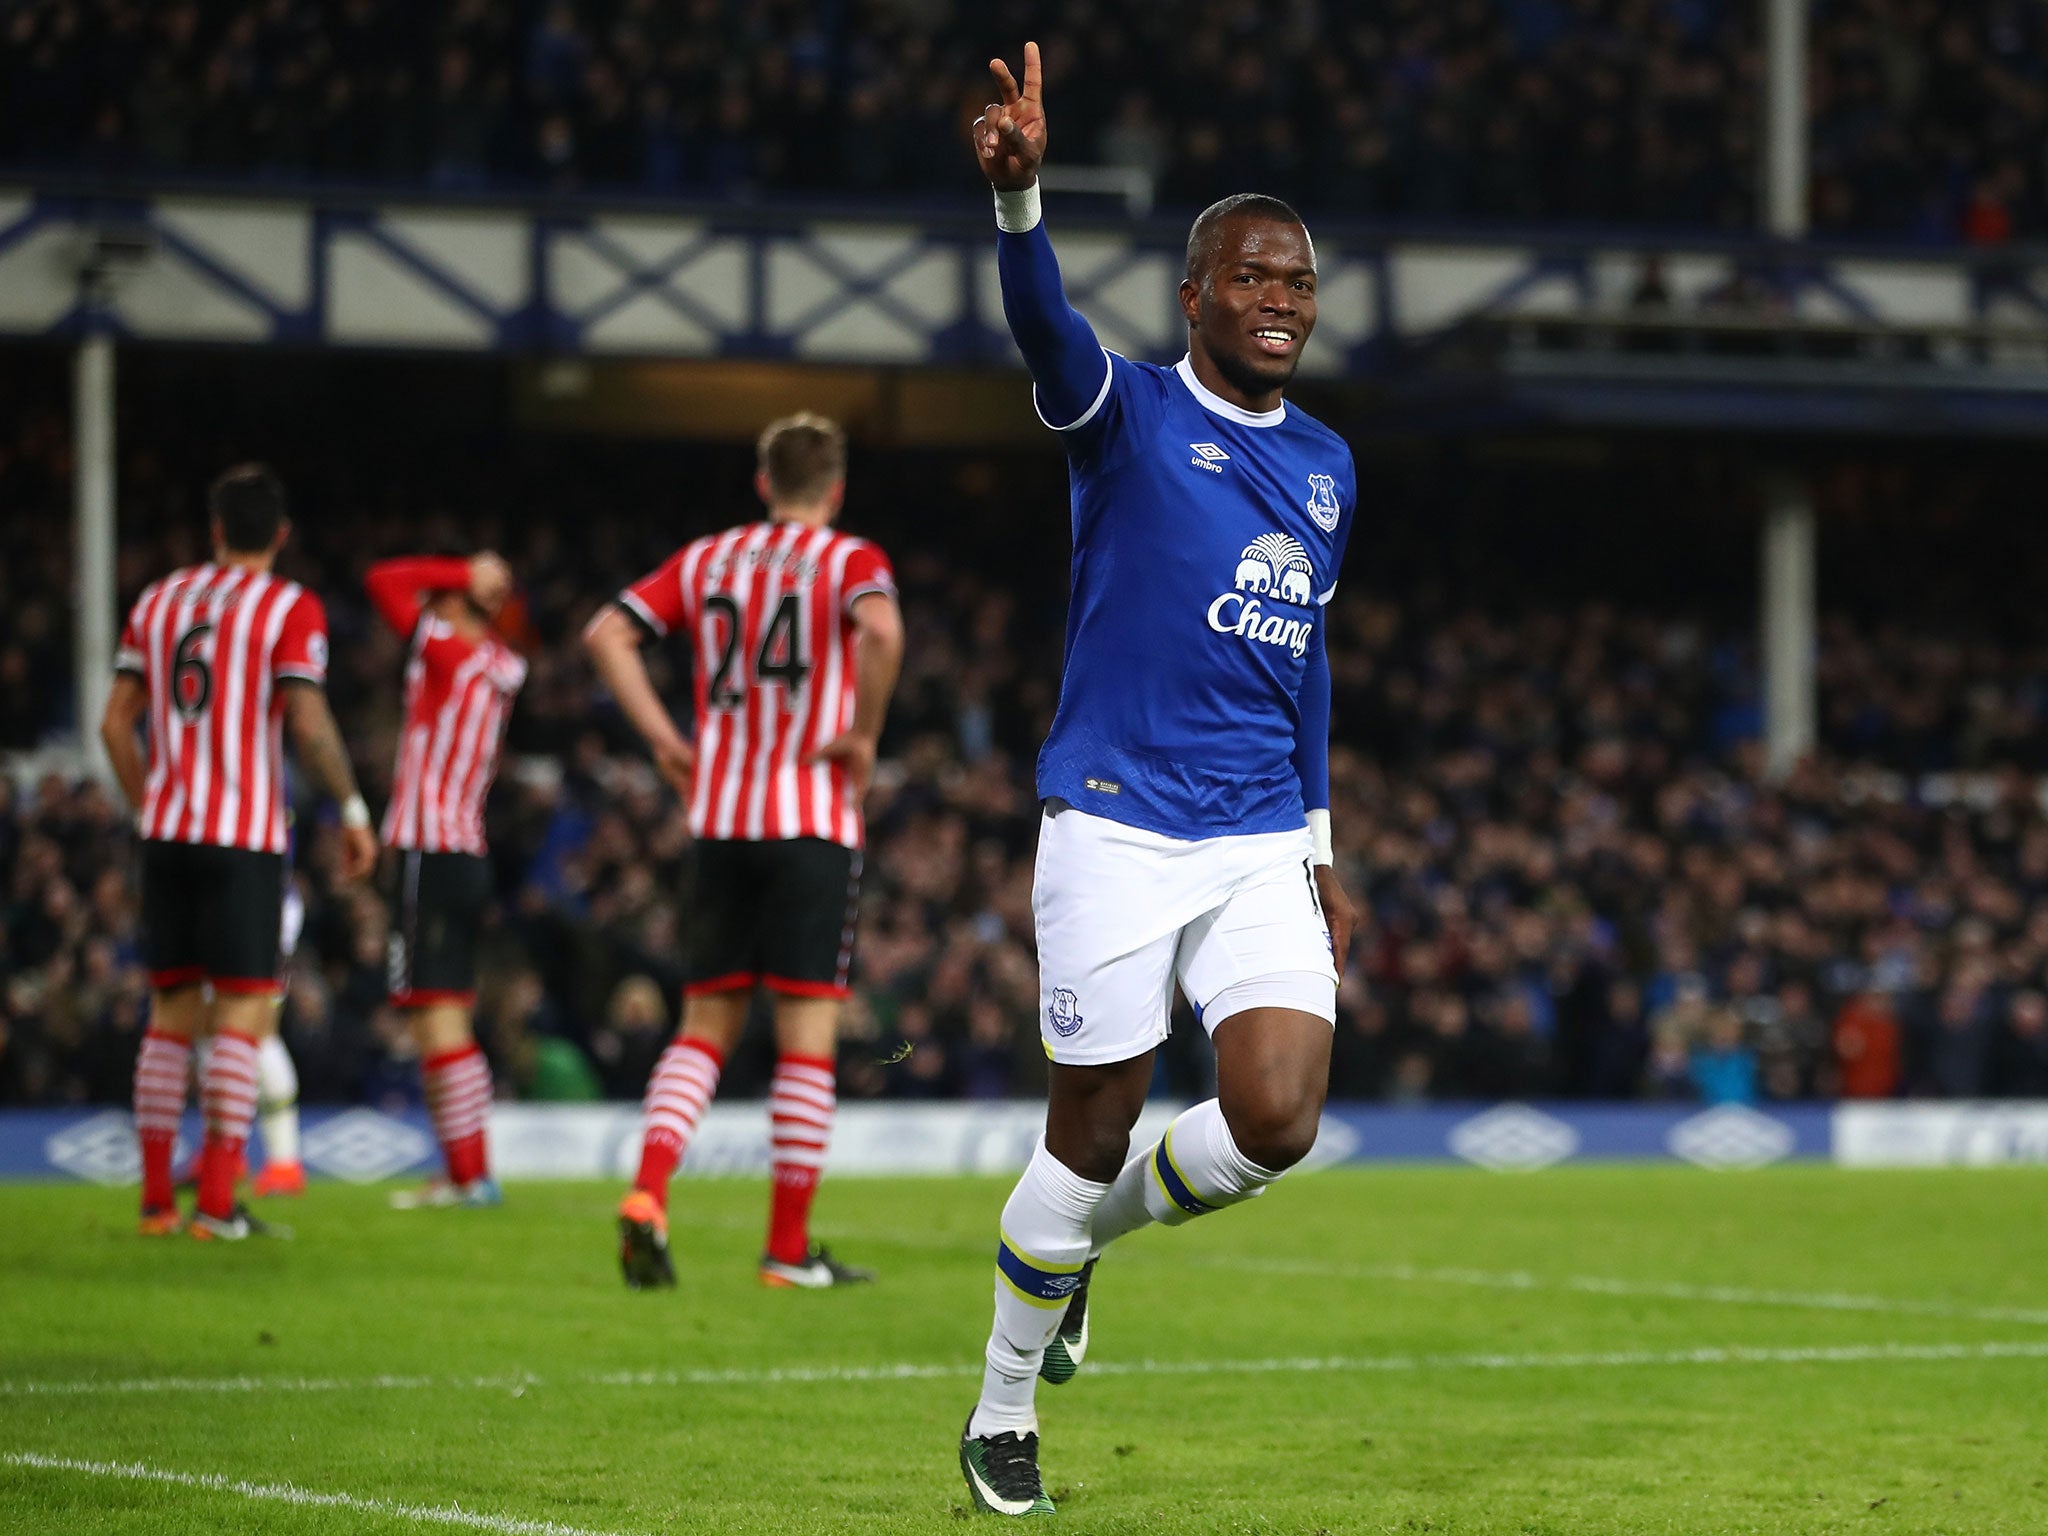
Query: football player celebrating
xmin=956 ymin=44 xmax=1360 ymax=1515
xmin=365 ymin=550 xmax=526 ymax=1208
xmin=101 ymin=464 xmax=378 ymax=1240
xmin=585 ymin=412 xmax=903 ymax=1290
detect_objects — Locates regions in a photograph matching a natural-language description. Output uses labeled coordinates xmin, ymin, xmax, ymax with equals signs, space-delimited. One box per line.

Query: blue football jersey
xmin=1037 ymin=354 xmax=1356 ymax=839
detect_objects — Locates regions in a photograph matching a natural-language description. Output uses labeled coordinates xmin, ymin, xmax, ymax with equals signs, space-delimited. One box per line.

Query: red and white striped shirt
xmin=367 ymin=558 xmax=528 ymax=855
xmin=618 ymin=522 xmax=895 ymax=849
xmin=115 ymin=563 xmax=328 ymax=853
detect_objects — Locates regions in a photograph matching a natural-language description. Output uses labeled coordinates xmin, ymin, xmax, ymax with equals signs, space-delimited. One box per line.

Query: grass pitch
xmin=3 ymin=1166 xmax=2048 ymax=1534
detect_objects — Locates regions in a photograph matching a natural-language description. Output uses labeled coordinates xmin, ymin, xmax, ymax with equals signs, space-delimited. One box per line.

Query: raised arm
xmin=976 ymin=42 xmax=1112 ymax=429
xmin=365 ymin=553 xmax=509 ymax=636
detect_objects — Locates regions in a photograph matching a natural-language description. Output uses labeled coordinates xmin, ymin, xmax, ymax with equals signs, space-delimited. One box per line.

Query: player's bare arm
xmin=467 ymin=553 xmax=512 ymax=612
xmin=282 ymin=683 xmax=377 ymax=881
xmin=808 ymin=591 xmax=904 ymax=800
xmin=583 ymin=605 xmax=695 ymax=796
xmin=98 ymin=673 xmax=148 ymax=812
xmin=977 ymin=41 xmax=1046 ymax=191
xmin=367 ymin=552 xmax=512 ymax=636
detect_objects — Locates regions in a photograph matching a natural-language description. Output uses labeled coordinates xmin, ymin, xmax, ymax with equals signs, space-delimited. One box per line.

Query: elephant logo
xmin=1209 ymin=533 xmax=1319 ymax=657
xmin=1232 ymin=533 xmax=1315 ymax=605
xmin=1306 ymin=473 xmax=1341 ymax=531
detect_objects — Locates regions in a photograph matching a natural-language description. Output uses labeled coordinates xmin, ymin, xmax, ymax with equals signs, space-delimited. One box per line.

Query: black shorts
xmin=141 ymin=840 xmax=284 ymax=995
xmin=387 ymin=849 xmax=493 ymax=1007
xmin=686 ymin=838 xmax=862 ymax=999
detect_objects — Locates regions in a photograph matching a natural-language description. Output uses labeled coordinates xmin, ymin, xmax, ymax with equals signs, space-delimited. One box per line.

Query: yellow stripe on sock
xmin=998 ymin=1231 xmax=1084 ymax=1275
xmin=1162 ymin=1130 xmax=1213 ymax=1209
xmin=996 ymin=1268 xmax=1072 ymax=1310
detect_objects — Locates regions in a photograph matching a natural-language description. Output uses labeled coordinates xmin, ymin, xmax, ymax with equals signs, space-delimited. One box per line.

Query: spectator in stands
xmin=16 ymin=397 xmax=2048 ymax=1109
xmin=2 ymin=0 xmax=2045 ymax=243
xmin=1994 ymin=990 xmax=2048 ymax=1097
xmin=1833 ymin=988 xmax=1903 ymax=1099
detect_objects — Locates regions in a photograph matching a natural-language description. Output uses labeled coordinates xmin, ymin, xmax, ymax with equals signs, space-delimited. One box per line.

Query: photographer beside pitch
xmin=958 ymin=43 xmax=1360 ymax=1515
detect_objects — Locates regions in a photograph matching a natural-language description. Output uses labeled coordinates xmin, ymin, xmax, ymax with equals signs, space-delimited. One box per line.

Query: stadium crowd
xmin=8 ymin=396 xmax=2048 ymax=1113
xmin=1 ymin=0 xmax=2046 ymax=242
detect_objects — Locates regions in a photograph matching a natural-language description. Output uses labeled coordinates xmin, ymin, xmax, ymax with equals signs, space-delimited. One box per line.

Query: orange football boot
xmin=251 ymin=1161 xmax=306 ymax=1197
xmin=617 ymin=1190 xmax=675 ymax=1289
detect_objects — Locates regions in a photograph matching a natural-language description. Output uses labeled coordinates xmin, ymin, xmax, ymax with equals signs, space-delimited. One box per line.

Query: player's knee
xmin=1044 ymin=1115 xmax=1132 ymax=1185
xmin=1221 ymin=1092 xmax=1321 ymax=1174
xmin=1070 ymin=1126 xmax=1134 ymax=1185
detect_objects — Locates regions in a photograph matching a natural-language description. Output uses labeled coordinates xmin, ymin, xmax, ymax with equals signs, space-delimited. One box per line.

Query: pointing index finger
xmin=989 ymin=57 xmax=1020 ymax=107
xmin=1022 ymin=39 xmax=1042 ymax=104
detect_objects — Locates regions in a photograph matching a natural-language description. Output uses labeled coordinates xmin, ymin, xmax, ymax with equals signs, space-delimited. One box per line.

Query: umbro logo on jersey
xmin=1188 ymin=442 xmax=1230 ymax=473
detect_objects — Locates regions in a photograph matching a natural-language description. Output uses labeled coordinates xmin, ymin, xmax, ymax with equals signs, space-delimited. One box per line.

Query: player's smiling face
xmin=1182 ymin=216 xmax=1318 ymax=407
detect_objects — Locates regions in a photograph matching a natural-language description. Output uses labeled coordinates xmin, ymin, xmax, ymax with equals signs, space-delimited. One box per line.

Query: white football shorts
xmin=1032 ymin=800 xmax=1338 ymax=1066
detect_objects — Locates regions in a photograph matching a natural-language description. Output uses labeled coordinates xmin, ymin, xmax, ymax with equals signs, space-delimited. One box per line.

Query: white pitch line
xmin=0 ymin=1452 xmax=639 ymax=1536
xmin=1171 ymin=1253 xmax=2048 ymax=1328
xmin=0 ymin=1373 xmax=543 ymax=1398
xmin=8 ymin=1339 xmax=2048 ymax=1400
xmin=732 ymin=1220 xmax=2048 ymax=1330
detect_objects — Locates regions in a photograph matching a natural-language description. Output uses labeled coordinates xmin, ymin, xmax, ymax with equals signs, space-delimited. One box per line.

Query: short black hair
xmin=208 ymin=463 xmax=287 ymax=553
xmin=1185 ymin=193 xmax=1310 ymax=281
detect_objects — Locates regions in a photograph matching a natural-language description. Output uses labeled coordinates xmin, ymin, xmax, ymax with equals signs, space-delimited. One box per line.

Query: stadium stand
xmin=8 ymin=375 xmax=2048 ymax=1114
xmin=1 ymin=0 xmax=2043 ymax=240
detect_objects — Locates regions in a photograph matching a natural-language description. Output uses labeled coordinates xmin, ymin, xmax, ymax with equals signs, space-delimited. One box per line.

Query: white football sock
xmin=1088 ymin=1098 xmax=1281 ymax=1253
xmin=256 ymin=1033 xmax=300 ymax=1166
xmin=968 ymin=1142 xmax=1109 ymax=1439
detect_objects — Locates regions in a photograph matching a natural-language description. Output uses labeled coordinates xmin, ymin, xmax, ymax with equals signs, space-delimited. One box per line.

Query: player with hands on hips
xmin=586 ymin=413 xmax=904 ymax=1293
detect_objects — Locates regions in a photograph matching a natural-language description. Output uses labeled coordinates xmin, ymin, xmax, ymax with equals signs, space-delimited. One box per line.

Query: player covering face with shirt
xmin=364 ymin=550 xmax=526 ymax=1209
xmin=956 ymin=43 xmax=1362 ymax=1517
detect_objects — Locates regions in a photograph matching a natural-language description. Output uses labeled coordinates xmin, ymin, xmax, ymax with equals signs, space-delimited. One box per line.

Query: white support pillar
xmin=1759 ymin=0 xmax=1813 ymax=780
xmin=73 ymin=330 xmax=117 ymax=781
xmin=1763 ymin=0 xmax=1808 ymax=238
xmin=1761 ymin=474 xmax=1816 ymax=779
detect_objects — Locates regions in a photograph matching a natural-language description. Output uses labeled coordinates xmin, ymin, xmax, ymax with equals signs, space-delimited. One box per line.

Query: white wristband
xmin=1307 ymin=808 xmax=1334 ymax=867
xmin=993 ymin=183 xmax=1043 ymax=233
xmin=340 ymin=795 xmax=371 ymax=831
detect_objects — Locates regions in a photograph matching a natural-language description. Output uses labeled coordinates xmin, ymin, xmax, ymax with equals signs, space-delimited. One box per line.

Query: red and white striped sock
xmin=423 ymin=1043 xmax=493 ymax=1186
xmin=132 ymin=1029 xmax=191 ymax=1213
xmin=197 ymin=1031 xmax=260 ymax=1220
xmin=767 ymin=1053 xmax=836 ymax=1265
xmin=634 ymin=1036 xmax=723 ymax=1210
